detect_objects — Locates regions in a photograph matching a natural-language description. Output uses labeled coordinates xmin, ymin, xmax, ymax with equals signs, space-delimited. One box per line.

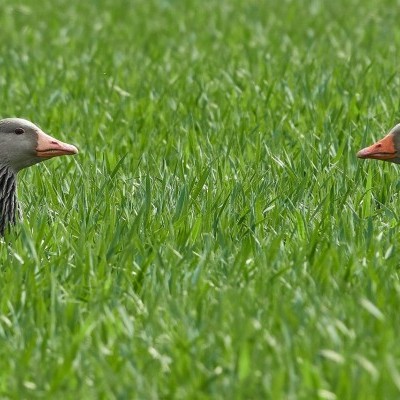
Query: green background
xmin=0 ymin=0 xmax=399 ymax=398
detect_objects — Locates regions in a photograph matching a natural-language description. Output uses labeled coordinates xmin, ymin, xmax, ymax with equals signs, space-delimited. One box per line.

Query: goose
xmin=0 ymin=118 xmax=78 ymax=235
xmin=357 ymin=124 xmax=400 ymax=163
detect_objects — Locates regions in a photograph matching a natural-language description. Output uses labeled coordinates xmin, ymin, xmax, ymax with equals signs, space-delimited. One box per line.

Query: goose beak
xmin=36 ymin=130 xmax=79 ymax=158
xmin=357 ymin=133 xmax=397 ymax=161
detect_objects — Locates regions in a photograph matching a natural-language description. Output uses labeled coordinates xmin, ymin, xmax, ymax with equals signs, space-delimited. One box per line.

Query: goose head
xmin=357 ymin=124 xmax=400 ymax=164
xmin=0 ymin=118 xmax=78 ymax=172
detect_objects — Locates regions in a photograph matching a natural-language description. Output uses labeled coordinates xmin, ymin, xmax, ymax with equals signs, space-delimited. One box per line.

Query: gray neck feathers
xmin=0 ymin=165 xmax=17 ymax=235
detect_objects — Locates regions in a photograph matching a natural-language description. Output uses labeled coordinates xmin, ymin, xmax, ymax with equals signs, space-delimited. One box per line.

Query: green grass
xmin=0 ymin=0 xmax=400 ymax=398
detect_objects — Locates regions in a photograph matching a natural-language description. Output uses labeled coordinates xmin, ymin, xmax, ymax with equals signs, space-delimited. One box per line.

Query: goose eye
xmin=14 ymin=128 xmax=24 ymax=135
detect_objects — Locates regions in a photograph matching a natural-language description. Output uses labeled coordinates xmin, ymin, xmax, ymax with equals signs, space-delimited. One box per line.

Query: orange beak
xmin=36 ymin=130 xmax=78 ymax=158
xmin=357 ymin=133 xmax=397 ymax=161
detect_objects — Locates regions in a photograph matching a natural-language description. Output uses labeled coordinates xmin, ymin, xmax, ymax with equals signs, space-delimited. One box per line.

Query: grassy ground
xmin=0 ymin=0 xmax=399 ymax=398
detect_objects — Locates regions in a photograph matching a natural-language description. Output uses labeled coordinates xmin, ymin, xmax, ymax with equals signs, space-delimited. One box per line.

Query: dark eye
xmin=14 ymin=128 xmax=24 ymax=135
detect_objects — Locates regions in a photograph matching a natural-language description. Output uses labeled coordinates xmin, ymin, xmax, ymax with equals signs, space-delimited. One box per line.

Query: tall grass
xmin=0 ymin=0 xmax=400 ymax=398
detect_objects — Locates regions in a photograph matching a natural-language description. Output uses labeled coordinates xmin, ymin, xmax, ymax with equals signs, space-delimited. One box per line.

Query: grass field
xmin=0 ymin=0 xmax=400 ymax=398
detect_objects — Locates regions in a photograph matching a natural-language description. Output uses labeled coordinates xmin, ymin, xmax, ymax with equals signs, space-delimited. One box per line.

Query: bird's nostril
xmin=50 ymin=141 xmax=59 ymax=146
